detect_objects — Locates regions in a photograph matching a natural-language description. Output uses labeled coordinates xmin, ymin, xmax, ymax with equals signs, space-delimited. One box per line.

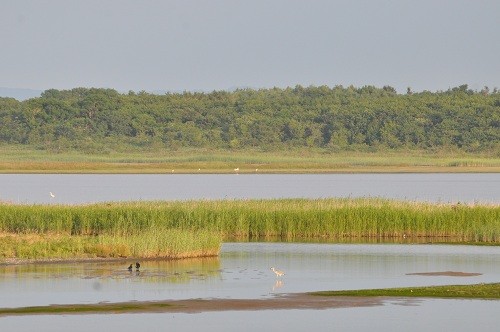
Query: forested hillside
xmin=0 ymin=85 xmax=498 ymax=154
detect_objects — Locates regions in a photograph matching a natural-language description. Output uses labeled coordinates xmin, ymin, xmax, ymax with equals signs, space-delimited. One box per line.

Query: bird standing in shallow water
xmin=135 ymin=262 xmax=140 ymax=271
xmin=127 ymin=264 xmax=133 ymax=272
xmin=270 ymin=267 xmax=285 ymax=277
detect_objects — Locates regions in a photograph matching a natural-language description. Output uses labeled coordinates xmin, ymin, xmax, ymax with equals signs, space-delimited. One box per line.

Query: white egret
xmin=49 ymin=192 xmax=55 ymax=198
xmin=270 ymin=267 xmax=285 ymax=277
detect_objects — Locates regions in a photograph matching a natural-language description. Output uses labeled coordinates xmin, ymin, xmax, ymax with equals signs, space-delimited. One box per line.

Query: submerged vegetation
xmin=0 ymin=198 xmax=498 ymax=262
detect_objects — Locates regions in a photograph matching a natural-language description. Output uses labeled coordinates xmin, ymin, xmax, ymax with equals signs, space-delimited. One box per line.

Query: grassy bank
xmin=0 ymin=198 xmax=498 ymax=262
xmin=0 ymin=230 xmax=221 ymax=262
xmin=1 ymin=147 xmax=499 ymax=173
xmin=311 ymin=283 xmax=500 ymax=299
xmin=0 ymin=198 xmax=224 ymax=262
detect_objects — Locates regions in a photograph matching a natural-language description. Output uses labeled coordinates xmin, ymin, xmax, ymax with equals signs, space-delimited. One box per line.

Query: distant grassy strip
xmin=0 ymin=198 xmax=498 ymax=245
xmin=0 ymin=147 xmax=499 ymax=173
xmin=2 ymin=162 xmax=499 ymax=174
xmin=310 ymin=283 xmax=500 ymax=299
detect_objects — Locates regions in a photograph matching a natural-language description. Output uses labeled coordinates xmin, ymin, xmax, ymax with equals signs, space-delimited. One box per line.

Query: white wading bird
xmin=270 ymin=267 xmax=285 ymax=278
xmin=49 ymin=192 xmax=55 ymax=198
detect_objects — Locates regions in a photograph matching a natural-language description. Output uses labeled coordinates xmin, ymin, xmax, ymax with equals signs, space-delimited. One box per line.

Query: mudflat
xmin=0 ymin=294 xmax=386 ymax=316
xmin=1 ymin=283 xmax=498 ymax=316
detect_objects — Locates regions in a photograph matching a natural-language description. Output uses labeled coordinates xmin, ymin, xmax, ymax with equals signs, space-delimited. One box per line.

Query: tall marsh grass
xmin=0 ymin=200 xmax=224 ymax=261
xmin=0 ymin=230 xmax=220 ymax=261
xmin=0 ymin=198 xmax=498 ymax=247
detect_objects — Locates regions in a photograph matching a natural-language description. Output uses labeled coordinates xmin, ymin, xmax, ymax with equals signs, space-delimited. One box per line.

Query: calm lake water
xmin=1 ymin=243 xmax=499 ymax=331
xmin=1 ymin=243 xmax=498 ymax=308
xmin=0 ymin=173 xmax=499 ymax=204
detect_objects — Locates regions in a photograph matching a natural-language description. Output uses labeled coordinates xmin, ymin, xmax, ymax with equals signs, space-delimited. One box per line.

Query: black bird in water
xmin=127 ymin=264 xmax=133 ymax=272
xmin=135 ymin=262 xmax=141 ymax=271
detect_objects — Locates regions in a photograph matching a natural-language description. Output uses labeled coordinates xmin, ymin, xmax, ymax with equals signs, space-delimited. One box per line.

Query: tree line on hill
xmin=0 ymin=84 xmax=499 ymax=154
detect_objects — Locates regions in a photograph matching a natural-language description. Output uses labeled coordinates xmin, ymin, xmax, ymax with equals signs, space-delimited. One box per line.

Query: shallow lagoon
xmin=1 ymin=243 xmax=498 ymax=308
xmin=1 ymin=243 xmax=499 ymax=332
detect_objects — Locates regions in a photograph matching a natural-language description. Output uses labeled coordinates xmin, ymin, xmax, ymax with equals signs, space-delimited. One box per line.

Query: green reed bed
xmin=0 ymin=229 xmax=220 ymax=261
xmin=0 ymin=201 xmax=223 ymax=261
xmin=0 ymin=198 xmax=498 ymax=256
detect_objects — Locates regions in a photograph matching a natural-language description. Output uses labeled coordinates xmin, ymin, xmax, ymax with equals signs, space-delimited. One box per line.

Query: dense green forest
xmin=0 ymin=85 xmax=499 ymax=155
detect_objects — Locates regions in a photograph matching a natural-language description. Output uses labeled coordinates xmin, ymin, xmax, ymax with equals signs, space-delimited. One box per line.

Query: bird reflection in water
xmin=272 ymin=279 xmax=284 ymax=291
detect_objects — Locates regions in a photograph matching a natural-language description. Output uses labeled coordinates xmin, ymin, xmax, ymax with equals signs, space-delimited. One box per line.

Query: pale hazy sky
xmin=1 ymin=0 xmax=499 ymax=93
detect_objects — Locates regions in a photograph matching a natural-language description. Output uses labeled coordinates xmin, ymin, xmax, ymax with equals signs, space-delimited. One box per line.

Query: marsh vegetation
xmin=0 ymin=198 xmax=498 ymax=261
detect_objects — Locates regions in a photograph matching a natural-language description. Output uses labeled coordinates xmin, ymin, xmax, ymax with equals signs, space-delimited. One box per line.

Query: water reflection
xmin=272 ymin=279 xmax=284 ymax=291
xmin=0 ymin=243 xmax=498 ymax=309
xmin=0 ymin=257 xmax=221 ymax=284
xmin=0 ymin=257 xmax=223 ymax=308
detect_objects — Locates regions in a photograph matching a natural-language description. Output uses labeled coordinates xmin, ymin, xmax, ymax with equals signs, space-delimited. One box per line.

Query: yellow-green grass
xmin=0 ymin=230 xmax=221 ymax=262
xmin=0 ymin=198 xmax=498 ymax=247
xmin=310 ymin=283 xmax=500 ymax=299
xmin=0 ymin=146 xmax=499 ymax=173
